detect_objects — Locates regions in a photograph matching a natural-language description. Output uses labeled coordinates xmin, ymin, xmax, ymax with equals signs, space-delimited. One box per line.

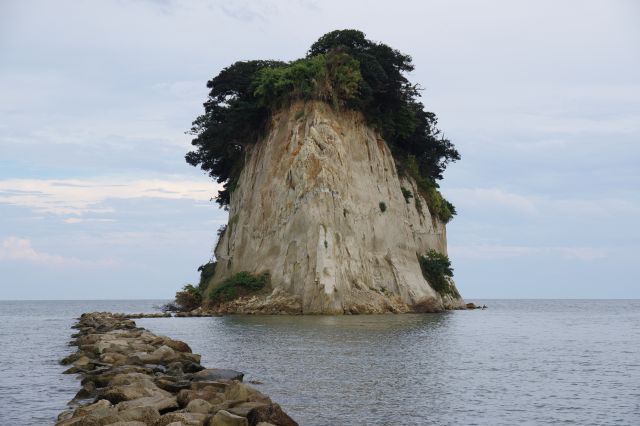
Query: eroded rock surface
xmin=57 ymin=312 xmax=297 ymax=426
xmin=210 ymin=101 xmax=464 ymax=313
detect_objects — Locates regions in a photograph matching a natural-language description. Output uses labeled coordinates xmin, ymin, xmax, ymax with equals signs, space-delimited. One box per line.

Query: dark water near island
xmin=1 ymin=300 xmax=639 ymax=425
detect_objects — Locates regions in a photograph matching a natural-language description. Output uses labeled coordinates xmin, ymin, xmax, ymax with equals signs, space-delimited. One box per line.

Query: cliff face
xmin=210 ymin=101 xmax=464 ymax=313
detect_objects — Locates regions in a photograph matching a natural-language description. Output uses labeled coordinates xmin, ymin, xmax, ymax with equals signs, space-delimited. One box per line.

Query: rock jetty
xmin=57 ymin=312 xmax=297 ymax=426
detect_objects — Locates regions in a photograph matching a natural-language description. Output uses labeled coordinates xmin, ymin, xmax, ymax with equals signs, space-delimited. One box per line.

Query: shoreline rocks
xmin=192 ymin=295 xmax=482 ymax=316
xmin=57 ymin=312 xmax=297 ymax=426
xmin=118 ymin=313 xmax=172 ymax=319
xmin=465 ymin=303 xmax=488 ymax=310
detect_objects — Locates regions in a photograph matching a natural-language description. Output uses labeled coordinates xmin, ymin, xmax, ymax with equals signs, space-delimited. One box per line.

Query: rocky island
xmin=179 ymin=30 xmax=465 ymax=314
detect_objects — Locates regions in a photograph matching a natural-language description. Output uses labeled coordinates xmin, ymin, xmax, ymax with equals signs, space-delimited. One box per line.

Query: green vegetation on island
xmin=207 ymin=272 xmax=269 ymax=304
xmin=162 ymin=283 xmax=202 ymax=312
xmin=419 ymin=250 xmax=460 ymax=298
xmin=196 ymin=261 xmax=217 ymax=293
xmin=186 ymin=29 xmax=460 ymax=223
xmin=165 ymin=266 xmax=270 ymax=311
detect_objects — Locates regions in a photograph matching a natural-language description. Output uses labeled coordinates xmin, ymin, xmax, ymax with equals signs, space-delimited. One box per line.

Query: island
xmin=179 ymin=29 xmax=465 ymax=314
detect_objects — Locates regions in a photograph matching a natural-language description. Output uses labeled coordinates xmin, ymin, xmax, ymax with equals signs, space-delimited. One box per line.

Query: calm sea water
xmin=0 ymin=300 xmax=638 ymax=425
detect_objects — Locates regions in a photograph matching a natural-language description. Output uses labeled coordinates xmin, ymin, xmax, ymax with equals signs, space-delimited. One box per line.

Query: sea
xmin=0 ymin=299 xmax=638 ymax=425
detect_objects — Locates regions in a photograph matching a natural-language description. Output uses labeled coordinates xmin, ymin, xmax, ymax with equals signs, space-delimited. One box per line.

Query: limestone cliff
xmin=209 ymin=101 xmax=464 ymax=314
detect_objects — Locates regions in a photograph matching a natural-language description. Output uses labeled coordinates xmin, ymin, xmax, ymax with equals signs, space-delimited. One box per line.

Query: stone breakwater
xmin=57 ymin=312 xmax=298 ymax=426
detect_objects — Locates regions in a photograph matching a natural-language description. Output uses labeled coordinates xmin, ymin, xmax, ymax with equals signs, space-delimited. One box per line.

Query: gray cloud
xmin=1 ymin=0 xmax=638 ymax=298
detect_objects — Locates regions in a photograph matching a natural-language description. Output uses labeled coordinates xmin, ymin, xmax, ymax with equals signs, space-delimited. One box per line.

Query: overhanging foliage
xmin=186 ymin=29 xmax=460 ymax=220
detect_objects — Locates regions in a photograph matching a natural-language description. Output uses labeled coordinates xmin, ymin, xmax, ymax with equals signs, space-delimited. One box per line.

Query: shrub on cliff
xmin=186 ymin=60 xmax=284 ymax=207
xmin=419 ymin=250 xmax=460 ymax=298
xmin=197 ymin=261 xmax=217 ymax=294
xmin=163 ymin=284 xmax=202 ymax=312
xmin=308 ymin=30 xmax=460 ymax=183
xmin=254 ymin=50 xmax=362 ymax=109
xmin=405 ymin=155 xmax=456 ymax=223
xmin=208 ymin=272 xmax=269 ymax=304
xmin=187 ymin=29 xmax=459 ymax=217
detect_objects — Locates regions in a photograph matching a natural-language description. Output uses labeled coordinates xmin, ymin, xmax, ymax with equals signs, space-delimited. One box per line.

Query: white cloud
xmin=446 ymin=187 xmax=640 ymax=219
xmin=63 ymin=218 xmax=116 ymax=224
xmin=447 ymin=187 xmax=538 ymax=214
xmin=0 ymin=177 xmax=220 ymax=216
xmin=152 ymin=80 xmax=204 ymax=100
xmin=0 ymin=236 xmax=117 ymax=266
xmin=450 ymin=244 xmax=608 ymax=261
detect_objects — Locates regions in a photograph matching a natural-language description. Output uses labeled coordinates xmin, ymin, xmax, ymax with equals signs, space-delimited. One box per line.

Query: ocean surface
xmin=0 ymin=300 xmax=639 ymax=425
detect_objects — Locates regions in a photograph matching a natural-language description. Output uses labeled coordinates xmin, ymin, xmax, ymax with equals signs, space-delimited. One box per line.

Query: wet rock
xmin=56 ymin=416 xmax=101 ymax=425
xmin=411 ymin=297 xmax=444 ymax=313
xmin=92 ymin=366 xmax=154 ymax=387
xmin=100 ymin=352 xmax=128 ymax=365
xmin=156 ymin=377 xmax=193 ymax=393
xmin=123 ymin=312 xmax=171 ymax=319
xmin=61 ymin=353 xmax=82 ymax=365
xmin=73 ymin=355 xmax=93 ymax=368
xmin=152 ymin=336 xmax=193 ymax=353
xmin=73 ymin=381 xmax=96 ymax=400
xmin=190 ymin=381 xmax=228 ymax=392
xmin=117 ymin=406 xmax=161 ymax=424
xmin=57 ymin=409 xmax=74 ymax=422
xmin=138 ymin=345 xmax=179 ymax=364
xmin=63 ymin=366 xmax=82 ymax=375
xmin=101 ymin=375 xmax=168 ymax=404
xmin=177 ymin=387 xmax=224 ymax=407
xmin=183 ymin=361 xmax=205 ymax=373
xmin=184 ymin=398 xmax=214 ymax=414
xmin=226 ymin=402 xmax=269 ymax=418
xmin=193 ymin=369 xmax=244 ymax=382
xmin=71 ymin=399 xmax=114 ymax=418
xmin=246 ymin=404 xmax=298 ymax=426
xmin=109 ymin=372 xmax=157 ymax=387
xmin=116 ymin=394 xmax=179 ymax=412
xmin=180 ymin=352 xmax=202 ymax=365
xmin=210 ymin=410 xmax=248 ymax=426
xmin=154 ymin=412 xmax=209 ymax=426
xmin=56 ymin=400 xmax=118 ymax=426
xmin=166 ymin=361 xmax=184 ymax=376
xmin=224 ymin=382 xmax=271 ymax=404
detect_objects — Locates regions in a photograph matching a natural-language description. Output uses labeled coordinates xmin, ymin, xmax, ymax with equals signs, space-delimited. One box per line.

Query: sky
xmin=0 ymin=0 xmax=638 ymax=300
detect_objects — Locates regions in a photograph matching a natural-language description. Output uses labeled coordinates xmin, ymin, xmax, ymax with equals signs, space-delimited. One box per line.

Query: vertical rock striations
xmin=209 ymin=101 xmax=464 ymax=314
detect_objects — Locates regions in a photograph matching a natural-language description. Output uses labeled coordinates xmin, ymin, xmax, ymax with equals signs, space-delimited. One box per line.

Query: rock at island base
xmin=192 ymin=368 xmax=244 ymax=382
xmin=246 ymin=404 xmax=298 ymax=426
xmin=211 ymin=410 xmax=249 ymax=426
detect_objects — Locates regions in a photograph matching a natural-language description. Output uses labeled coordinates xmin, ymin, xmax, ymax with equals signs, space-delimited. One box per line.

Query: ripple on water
xmin=1 ymin=300 xmax=640 ymax=425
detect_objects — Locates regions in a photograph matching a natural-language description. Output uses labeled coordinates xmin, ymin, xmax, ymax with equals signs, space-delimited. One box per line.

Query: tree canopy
xmin=186 ymin=29 xmax=460 ymax=221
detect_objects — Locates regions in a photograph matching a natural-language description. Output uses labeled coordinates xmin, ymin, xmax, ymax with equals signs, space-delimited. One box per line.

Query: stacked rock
xmin=57 ymin=312 xmax=297 ymax=426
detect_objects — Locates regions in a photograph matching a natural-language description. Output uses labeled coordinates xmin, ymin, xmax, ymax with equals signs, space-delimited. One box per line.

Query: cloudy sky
xmin=1 ymin=0 xmax=638 ymax=300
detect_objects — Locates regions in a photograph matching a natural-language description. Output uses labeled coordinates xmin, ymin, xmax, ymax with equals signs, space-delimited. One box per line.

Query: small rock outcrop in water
xmin=208 ymin=102 xmax=465 ymax=314
xmin=57 ymin=312 xmax=297 ymax=426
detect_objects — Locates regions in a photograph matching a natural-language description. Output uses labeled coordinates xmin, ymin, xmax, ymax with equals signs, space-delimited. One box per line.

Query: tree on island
xmin=186 ymin=29 xmax=460 ymax=222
